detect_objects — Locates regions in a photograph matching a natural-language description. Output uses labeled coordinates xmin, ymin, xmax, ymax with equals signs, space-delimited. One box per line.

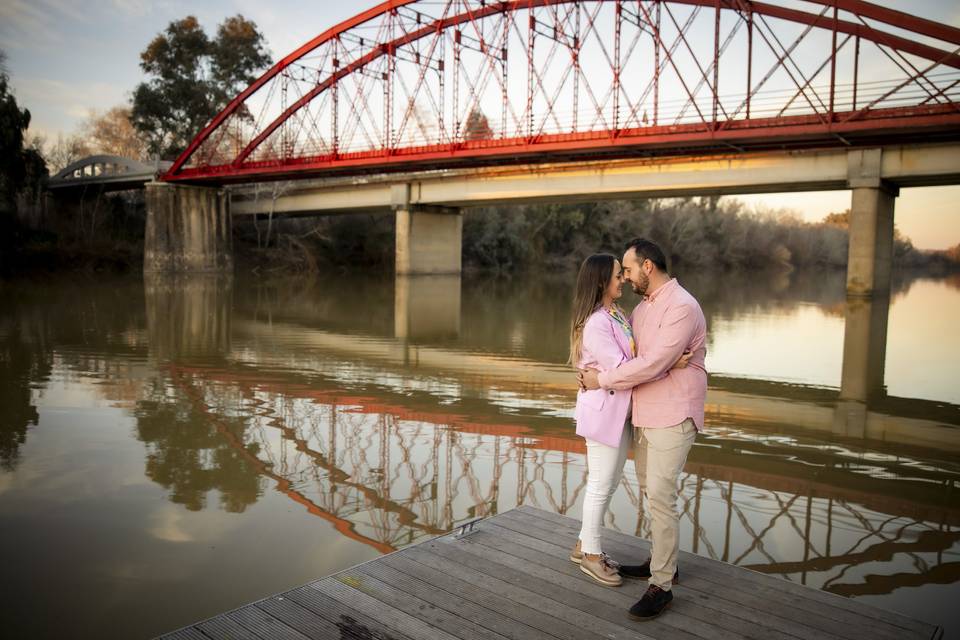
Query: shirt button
xmin=609 ymin=390 xmax=614 ymax=395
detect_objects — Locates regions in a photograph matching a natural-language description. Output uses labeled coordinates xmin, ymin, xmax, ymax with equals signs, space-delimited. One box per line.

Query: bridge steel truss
xmin=163 ymin=0 xmax=960 ymax=185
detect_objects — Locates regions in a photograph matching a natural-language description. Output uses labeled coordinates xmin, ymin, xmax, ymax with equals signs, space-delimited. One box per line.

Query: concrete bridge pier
xmin=846 ymin=149 xmax=898 ymax=297
xmin=393 ymin=185 xmax=462 ymax=276
xmin=395 ymin=206 xmax=463 ymax=275
xmin=839 ymin=149 xmax=897 ymax=404
xmin=145 ymin=182 xmax=233 ymax=273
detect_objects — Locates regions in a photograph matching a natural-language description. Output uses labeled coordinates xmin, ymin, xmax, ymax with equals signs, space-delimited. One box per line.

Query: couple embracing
xmin=569 ymin=238 xmax=707 ymax=621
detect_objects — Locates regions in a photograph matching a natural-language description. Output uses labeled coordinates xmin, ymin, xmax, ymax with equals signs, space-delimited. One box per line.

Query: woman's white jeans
xmin=578 ymin=420 xmax=631 ymax=555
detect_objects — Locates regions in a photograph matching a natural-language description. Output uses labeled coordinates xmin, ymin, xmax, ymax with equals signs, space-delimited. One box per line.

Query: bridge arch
xmin=50 ymin=154 xmax=157 ymax=183
xmin=164 ymin=0 xmax=960 ymax=184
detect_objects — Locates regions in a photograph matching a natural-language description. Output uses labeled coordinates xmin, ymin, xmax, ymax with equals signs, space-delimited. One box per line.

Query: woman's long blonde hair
xmin=569 ymin=253 xmax=616 ymax=366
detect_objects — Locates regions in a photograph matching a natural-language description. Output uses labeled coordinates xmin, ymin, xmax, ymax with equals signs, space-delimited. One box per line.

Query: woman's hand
xmin=671 ymin=350 xmax=693 ymax=370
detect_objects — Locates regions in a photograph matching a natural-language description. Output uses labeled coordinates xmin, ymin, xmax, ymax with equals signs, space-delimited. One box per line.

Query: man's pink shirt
xmin=597 ymin=278 xmax=708 ymax=431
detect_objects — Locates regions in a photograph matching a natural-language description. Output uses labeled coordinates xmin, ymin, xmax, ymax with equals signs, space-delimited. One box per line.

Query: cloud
xmin=0 ymin=0 xmax=151 ymax=51
xmin=148 ymin=505 xmax=194 ymax=542
xmin=110 ymin=0 xmax=152 ymax=18
xmin=11 ymin=76 xmax=128 ymax=134
xmin=0 ymin=0 xmax=62 ymax=48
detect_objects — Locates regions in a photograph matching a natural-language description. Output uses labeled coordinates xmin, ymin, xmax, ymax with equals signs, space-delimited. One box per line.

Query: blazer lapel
xmin=607 ymin=313 xmax=634 ymax=358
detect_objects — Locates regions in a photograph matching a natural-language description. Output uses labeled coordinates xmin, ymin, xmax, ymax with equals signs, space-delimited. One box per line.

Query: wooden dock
xmin=157 ymin=505 xmax=943 ymax=640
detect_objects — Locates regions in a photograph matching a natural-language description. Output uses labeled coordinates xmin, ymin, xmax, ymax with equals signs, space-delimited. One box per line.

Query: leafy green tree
xmin=131 ymin=15 xmax=270 ymax=159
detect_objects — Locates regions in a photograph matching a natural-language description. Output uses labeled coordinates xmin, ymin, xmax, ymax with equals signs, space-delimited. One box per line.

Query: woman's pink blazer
xmin=574 ymin=308 xmax=634 ymax=447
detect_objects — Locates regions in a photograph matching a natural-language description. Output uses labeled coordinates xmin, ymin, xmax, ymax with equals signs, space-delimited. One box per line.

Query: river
xmin=0 ymin=268 xmax=958 ymax=639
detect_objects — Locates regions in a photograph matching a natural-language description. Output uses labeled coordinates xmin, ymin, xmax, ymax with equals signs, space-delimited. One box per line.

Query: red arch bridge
xmin=146 ymin=0 xmax=960 ymax=298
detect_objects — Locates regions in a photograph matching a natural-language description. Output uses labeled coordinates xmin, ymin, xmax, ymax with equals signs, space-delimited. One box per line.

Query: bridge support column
xmin=395 ymin=203 xmax=462 ymax=275
xmin=145 ymin=182 xmax=232 ymax=273
xmin=845 ymin=149 xmax=898 ymax=298
xmin=839 ymin=149 xmax=897 ymax=403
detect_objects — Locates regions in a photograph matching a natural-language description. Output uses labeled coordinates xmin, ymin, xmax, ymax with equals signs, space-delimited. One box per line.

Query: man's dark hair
xmin=624 ymin=238 xmax=669 ymax=273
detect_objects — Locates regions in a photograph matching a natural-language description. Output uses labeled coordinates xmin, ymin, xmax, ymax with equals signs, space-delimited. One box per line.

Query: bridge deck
xmin=156 ymin=505 xmax=942 ymax=640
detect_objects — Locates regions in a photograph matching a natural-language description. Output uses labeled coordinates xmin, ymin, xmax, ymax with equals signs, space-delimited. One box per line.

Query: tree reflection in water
xmin=0 ymin=319 xmax=45 ymax=471
xmin=134 ymin=378 xmax=262 ymax=512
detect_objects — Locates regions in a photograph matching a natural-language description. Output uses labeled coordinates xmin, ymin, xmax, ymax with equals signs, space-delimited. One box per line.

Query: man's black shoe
xmin=628 ymin=584 xmax=673 ymax=621
xmin=619 ymin=558 xmax=679 ymax=584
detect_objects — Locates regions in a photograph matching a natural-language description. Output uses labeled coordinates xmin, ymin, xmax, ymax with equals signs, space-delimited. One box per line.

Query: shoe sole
xmin=569 ymin=554 xmax=582 ymax=564
xmin=621 ymin=574 xmax=679 ymax=585
xmin=579 ymin=564 xmax=623 ymax=587
xmin=628 ymin=600 xmax=672 ymax=621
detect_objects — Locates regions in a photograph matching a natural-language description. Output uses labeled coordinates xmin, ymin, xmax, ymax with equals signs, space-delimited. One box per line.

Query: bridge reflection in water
xmin=139 ymin=273 xmax=960 ymax=611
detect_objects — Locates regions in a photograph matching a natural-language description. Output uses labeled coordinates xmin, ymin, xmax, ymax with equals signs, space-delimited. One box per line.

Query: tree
xmin=0 ymin=50 xmax=48 ymax=212
xmin=463 ymin=108 xmax=494 ymax=141
xmin=821 ymin=208 xmax=916 ymax=261
xmin=822 ymin=210 xmax=849 ymax=228
xmin=44 ymin=132 xmax=92 ymax=174
xmin=83 ymin=106 xmax=146 ymax=160
xmin=131 ymin=15 xmax=270 ymax=160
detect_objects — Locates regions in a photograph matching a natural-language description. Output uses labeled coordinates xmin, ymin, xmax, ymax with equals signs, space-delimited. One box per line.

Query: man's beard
xmin=631 ymin=275 xmax=649 ymax=296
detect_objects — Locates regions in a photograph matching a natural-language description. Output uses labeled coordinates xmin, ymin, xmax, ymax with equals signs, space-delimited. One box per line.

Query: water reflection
xmin=156 ymin=358 xmax=960 ymax=600
xmin=134 ymin=376 xmax=261 ymax=512
xmin=394 ymin=274 xmax=461 ymax=340
xmin=0 ymin=269 xmax=958 ymax=639
xmin=144 ymin=273 xmax=232 ymax=360
xmin=839 ymin=294 xmax=890 ymax=403
xmin=0 ymin=307 xmax=43 ymax=471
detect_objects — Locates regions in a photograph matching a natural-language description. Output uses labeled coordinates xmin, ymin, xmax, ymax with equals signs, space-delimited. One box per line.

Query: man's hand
xmin=671 ymin=350 xmax=693 ymax=370
xmin=577 ymin=368 xmax=601 ymax=390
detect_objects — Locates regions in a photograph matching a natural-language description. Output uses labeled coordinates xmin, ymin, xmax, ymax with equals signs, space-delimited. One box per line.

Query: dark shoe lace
xmin=600 ymin=552 xmax=620 ymax=571
xmin=643 ymin=584 xmax=664 ymax=599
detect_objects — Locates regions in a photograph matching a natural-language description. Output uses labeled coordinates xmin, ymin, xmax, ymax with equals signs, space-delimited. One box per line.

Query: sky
xmin=1 ymin=0 xmax=958 ymax=250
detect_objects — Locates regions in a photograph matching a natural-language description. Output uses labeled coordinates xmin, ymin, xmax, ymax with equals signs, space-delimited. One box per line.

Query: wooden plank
xmin=587 ymin=531 xmax=914 ymax=640
xmin=410 ymin=540 xmax=801 ymax=640
xmin=471 ymin=521 xmax=855 ymax=640
xmin=513 ymin=505 xmax=937 ymax=638
xmin=381 ymin=551 xmax=605 ymax=640
xmin=485 ymin=514 xmax=878 ymax=640
xmin=196 ymin=614 xmax=262 ymax=640
xmin=336 ymin=566 xmax=510 ymax=640
xmin=404 ymin=541 xmax=658 ymax=640
xmin=439 ymin=534 xmax=706 ymax=640
xmin=284 ymin=584 xmax=417 ymax=640
xmin=311 ymin=575 xmax=462 ymax=640
xmin=254 ymin=596 xmax=345 ymax=639
xmin=160 ymin=628 xmax=211 ymax=640
xmin=154 ymin=507 xmax=943 ymax=640
xmin=227 ymin=606 xmax=312 ymax=640
xmin=363 ymin=554 xmax=556 ymax=640
xmin=494 ymin=510 xmax=896 ymax=639
xmin=444 ymin=515 xmax=806 ymax=640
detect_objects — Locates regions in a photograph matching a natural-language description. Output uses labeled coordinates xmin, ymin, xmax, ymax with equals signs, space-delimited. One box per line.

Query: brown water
xmin=0 ymin=269 xmax=958 ymax=639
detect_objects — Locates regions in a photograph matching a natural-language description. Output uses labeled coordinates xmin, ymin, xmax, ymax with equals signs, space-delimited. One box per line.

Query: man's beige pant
xmin=633 ymin=418 xmax=697 ymax=591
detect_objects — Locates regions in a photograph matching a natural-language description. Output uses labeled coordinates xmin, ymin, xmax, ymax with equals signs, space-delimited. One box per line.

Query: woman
xmin=568 ymin=253 xmax=687 ymax=587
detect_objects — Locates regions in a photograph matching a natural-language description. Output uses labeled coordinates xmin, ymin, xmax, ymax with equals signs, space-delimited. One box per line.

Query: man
xmin=579 ymin=238 xmax=707 ymax=621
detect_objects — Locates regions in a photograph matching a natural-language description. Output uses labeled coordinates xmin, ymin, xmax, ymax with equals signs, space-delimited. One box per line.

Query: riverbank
xmin=5 ymin=197 xmax=959 ymax=277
